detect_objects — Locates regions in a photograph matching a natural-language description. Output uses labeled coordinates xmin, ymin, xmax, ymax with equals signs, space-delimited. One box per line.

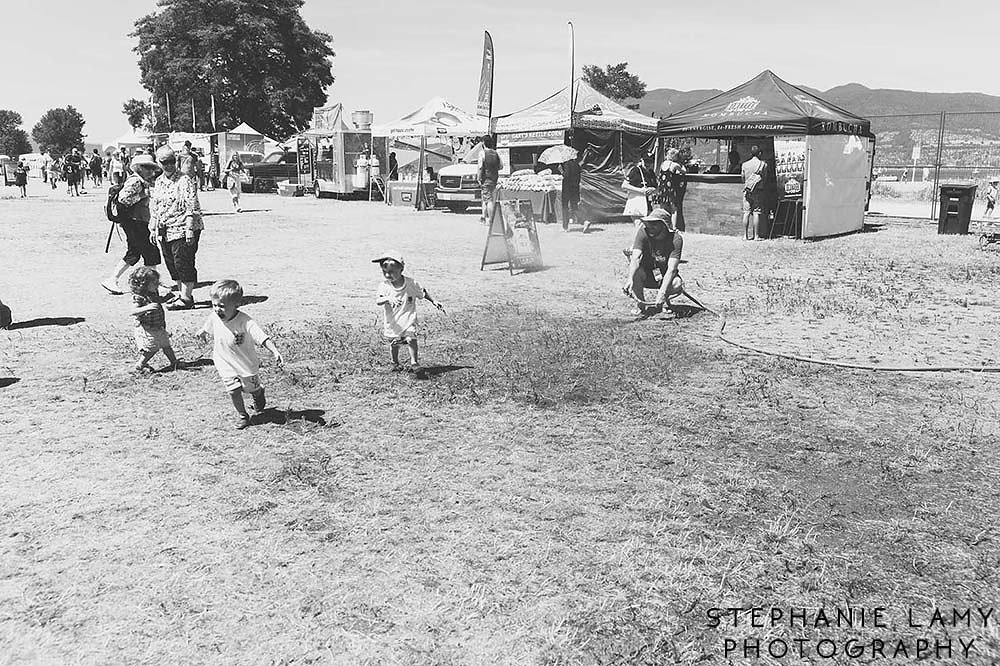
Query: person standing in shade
xmin=150 ymin=145 xmax=203 ymax=310
xmin=560 ymin=154 xmax=587 ymax=232
xmin=388 ymin=152 xmax=399 ymax=181
xmin=478 ymin=135 xmax=502 ymax=225
xmin=741 ymin=145 xmax=767 ymax=240
xmin=101 ymin=153 xmax=165 ymax=295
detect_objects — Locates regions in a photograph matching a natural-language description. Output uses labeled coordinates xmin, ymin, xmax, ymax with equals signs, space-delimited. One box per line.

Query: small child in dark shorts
xmin=129 ymin=267 xmax=181 ymax=372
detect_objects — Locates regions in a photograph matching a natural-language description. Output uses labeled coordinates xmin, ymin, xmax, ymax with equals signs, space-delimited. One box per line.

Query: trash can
xmin=938 ymin=183 xmax=977 ymax=234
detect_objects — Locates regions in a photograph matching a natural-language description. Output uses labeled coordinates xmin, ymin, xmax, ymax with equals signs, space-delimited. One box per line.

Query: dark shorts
xmin=162 ymin=230 xmax=201 ymax=283
xmin=482 ymin=180 xmax=497 ymax=204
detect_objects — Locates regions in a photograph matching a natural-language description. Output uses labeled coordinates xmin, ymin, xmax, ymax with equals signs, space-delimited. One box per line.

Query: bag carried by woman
xmin=622 ymin=161 xmax=655 ymax=218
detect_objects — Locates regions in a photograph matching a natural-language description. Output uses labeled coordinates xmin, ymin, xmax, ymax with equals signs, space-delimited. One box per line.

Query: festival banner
xmin=476 ymin=31 xmax=494 ymax=118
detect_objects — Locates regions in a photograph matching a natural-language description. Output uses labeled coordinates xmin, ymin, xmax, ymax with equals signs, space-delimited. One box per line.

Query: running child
xmin=985 ymin=180 xmax=998 ymax=218
xmin=373 ymin=251 xmax=445 ymax=378
xmin=196 ymin=279 xmax=283 ymax=429
xmin=129 ymin=267 xmax=181 ymax=372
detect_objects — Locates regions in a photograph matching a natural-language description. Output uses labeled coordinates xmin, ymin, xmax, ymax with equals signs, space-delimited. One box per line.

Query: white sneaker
xmin=100 ymin=279 xmax=123 ymax=295
xmin=582 ymin=220 xmax=592 ymax=233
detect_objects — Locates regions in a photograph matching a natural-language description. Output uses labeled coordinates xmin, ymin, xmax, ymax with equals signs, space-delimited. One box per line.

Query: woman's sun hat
xmin=130 ymin=153 xmax=162 ymax=175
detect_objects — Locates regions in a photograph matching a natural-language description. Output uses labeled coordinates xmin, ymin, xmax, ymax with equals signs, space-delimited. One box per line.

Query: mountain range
xmin=631 ymin=83 xmax=1000 ymax=119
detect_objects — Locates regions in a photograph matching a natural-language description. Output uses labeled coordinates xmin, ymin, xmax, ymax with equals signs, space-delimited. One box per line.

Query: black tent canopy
xmin=656 ymin=70 xmax=873 ymax=138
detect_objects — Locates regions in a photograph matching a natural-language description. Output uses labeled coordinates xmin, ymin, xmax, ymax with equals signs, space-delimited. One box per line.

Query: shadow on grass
xmin=421 ymin=364 xmax=472 ymax=378
xmin=255 ymin=407 xmax=332 ymax=427
xmin=241 ymin=295 xmax=269 ymax=305
xmin=0 ymin=377 xmax=20 ymax=388
xmin=8 ymin=317 xmax=85 ymax=329
xmin=153 ymin=358 xmax=213 ymax=373
xmin=862 ymin=222 xmax=889 ymax=233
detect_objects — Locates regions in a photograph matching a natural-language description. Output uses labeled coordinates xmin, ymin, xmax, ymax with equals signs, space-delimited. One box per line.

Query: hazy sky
xmin=4 ymin=0 xmax=998 ymax=143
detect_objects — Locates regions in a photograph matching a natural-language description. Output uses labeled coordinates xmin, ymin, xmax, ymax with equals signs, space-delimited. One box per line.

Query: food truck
xmin=297 ymin=105 xmax=385 ymax=198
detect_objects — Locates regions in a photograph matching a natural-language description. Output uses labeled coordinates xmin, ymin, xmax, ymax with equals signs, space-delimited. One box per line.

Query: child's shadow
xmin=154 ymin=358 xmax=214 ymax=373
xmin=255 ymin=407 xmax=332 ymax=427
xmin=421 ymin=364 xmax=472 ymax=378
xmin=241 ymin=295 xmax=269 ymax=306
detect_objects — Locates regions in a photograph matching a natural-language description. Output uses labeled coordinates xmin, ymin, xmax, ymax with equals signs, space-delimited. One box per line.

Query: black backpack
xmin=106 ymin=181 xmax=130 ymax=223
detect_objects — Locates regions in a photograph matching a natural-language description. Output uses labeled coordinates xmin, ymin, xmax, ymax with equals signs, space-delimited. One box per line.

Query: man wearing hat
xmin=626 ymin=207 xmax=684 ymax=315
xmin=101 ymin=153 xmax=165 ymax=295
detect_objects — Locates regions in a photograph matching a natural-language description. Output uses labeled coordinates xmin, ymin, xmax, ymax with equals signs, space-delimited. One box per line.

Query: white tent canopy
xmin=372 ymin=97 xmax=486 ymax=138
xmin=107 ymin=129 xmax=151 ymax=149
xmin=228 ymin=122 xmax=264 ymax=136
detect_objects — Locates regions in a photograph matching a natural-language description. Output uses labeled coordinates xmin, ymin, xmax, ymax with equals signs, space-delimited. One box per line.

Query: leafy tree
xmin=0 ymin=110 xmax=32 ymax=158
xmin=32 ymin=106 xmax=86 ymax=157
xmin=123 ymin=98 xmax=152 ymax=130
xmin=582 ymin=63 xmax=646 ymax=102
xmin=132 ymin=0 xmax=335 ymax=139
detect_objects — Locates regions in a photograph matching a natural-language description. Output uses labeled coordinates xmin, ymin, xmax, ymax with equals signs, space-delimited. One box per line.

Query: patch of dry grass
xmin=2 ymin=194 xmax=1000 ymax=663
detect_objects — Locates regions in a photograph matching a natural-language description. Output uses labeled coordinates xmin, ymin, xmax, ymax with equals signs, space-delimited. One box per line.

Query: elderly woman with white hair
xmin=150 ymin=145 xmax=203 ymax=309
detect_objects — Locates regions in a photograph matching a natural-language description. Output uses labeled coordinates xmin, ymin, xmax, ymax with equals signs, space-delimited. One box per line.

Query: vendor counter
xmin=682 ymin=174 xmax=748 ymax=237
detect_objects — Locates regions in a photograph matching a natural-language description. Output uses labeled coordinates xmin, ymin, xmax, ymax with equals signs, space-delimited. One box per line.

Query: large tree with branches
xmin=132 ymin=0 xmax=335 ymax=139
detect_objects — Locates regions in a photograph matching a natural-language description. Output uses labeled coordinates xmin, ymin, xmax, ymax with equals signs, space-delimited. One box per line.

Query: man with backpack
xmin=101 ymin=153 xmax=165 ymax=295
xmin=741 ymin=145 xmax=767 ymax=240
xmin=63 ymin=148 xmax=82 ymax=196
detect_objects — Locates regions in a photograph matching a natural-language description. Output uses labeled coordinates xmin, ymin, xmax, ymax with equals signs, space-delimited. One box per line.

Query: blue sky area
xmin=4 ymin=0 xmax=998 ymax=143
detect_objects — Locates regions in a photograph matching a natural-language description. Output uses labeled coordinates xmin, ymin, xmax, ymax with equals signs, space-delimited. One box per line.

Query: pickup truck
xmin=247 ymin=150 xmax=297 ymax=192
xmin=435 ymin=162 xmax=481 ymax=213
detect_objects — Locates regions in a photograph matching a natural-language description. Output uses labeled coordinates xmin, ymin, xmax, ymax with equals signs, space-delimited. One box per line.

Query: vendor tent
xmin=372 ymin=97 xmax=486 ymax=138
xmin=108 ymin=129 xmax=151 ymax=150
xmin=493 ymin=79 xmax=657 ymax=134
xmin=657 ymin=70 xmax=872 ymax=138
xmin=492 ymin=80 xmax=658 ymax=214
xmin=657 ymin=70 xmax=874 ymax=238
xmin=228 ymin=122 xmax=264 ymax=136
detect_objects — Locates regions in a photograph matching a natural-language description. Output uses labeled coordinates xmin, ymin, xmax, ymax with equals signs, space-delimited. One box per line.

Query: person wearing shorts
xmin=197 ymin=280 xmax=283 ymax=429
xmin=741 ymin=145 xmax=766 ymax=240
xmin=478 ymin=135 xmax=502 ymax=225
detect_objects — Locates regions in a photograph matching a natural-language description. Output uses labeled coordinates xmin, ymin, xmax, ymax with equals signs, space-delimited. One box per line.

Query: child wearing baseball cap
xmin=373 ymin=251 xmax=445 ymax=378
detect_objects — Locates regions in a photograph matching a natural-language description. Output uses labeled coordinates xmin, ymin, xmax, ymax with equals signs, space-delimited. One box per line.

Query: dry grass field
xmin=2 ymin=185 xmax=1000 ymax=664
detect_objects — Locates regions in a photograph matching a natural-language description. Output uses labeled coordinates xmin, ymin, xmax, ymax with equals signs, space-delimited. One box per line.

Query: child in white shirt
xmin=197 ymin=279 xmax=283 ymax=429
xmin=373 ymin=251 xmax=444 ymax=378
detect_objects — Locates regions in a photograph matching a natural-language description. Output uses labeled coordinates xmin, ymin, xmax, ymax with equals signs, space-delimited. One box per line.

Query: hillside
xmin=631 ymin=83 xmax=1000 ymax=119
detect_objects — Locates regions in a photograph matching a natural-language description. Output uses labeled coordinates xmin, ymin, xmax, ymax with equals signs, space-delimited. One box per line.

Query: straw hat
xmin=130 ymin=153 xmax=162 ymax=175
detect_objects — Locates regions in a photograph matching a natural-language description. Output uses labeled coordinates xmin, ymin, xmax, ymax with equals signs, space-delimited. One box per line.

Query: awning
xmin=492 ymin=80 xmax=658 ymax=135
xmin=372 ymin=97 xmax=486 ymax=138
xmin=657 ymin=70 xmax=872 ymax=138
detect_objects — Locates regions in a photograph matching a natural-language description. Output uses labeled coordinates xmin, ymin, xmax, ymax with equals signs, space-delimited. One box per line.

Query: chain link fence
xmin=870 ymin=112 xmax=1000 ymax=219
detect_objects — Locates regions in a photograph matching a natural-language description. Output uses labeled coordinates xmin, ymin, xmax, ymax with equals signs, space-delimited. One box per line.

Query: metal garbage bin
xmin=938 ymin=183 xmax=978 ymax=234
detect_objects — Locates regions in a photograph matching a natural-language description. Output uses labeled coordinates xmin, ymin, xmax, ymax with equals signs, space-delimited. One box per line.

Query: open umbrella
xmin=538 ymin=144 xmax=578 ymax=164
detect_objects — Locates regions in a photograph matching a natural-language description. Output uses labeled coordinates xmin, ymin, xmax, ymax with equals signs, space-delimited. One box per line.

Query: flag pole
xmin=568 ymin=21 xmax=575 ymax=130
xmin=165 ymin=92 xmax=172 ymax=129
xmin=191 ymin=99 xmax=196 ymax=132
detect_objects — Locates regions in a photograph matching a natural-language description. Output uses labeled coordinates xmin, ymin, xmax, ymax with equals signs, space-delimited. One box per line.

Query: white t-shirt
xmin=376 ymin=276 xmax=425 ymax=338
xmin=200 ymin=310 xmax=268 ymax=378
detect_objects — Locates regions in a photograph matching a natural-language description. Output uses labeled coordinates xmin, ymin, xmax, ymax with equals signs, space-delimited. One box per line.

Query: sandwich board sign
xmin=480 ymin=198 xmax=543 ymax=273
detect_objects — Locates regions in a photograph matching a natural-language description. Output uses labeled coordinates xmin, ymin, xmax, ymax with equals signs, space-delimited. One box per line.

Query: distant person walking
xmin=48 ymin=157 xmax=60 ymax=189
xmin=90 ymin=149 xmax=103 ymax=187
xmin=108 ymin=150 xmax=125 ymax=185
xmin=13 ymin=160 xmax=28 ymax=197
xmin=101 ymin=154 xmax=164 ymax=295
xmin=63 ymin=148 xmax=82 ymax=196
xmin=985 ymin=180 xmax=998 ymax=218
xmin=151 ymin=145 xmax=203 ymax=310
xmin=478 ymin=135 xmax=502 ymax=225
xmin=742 ymin=145 xmax=767 ymax=240
xmin=223 ymin=152 xmax=245 ymax=213
xmin=41 ymin=155 xmax=49 ymax=184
